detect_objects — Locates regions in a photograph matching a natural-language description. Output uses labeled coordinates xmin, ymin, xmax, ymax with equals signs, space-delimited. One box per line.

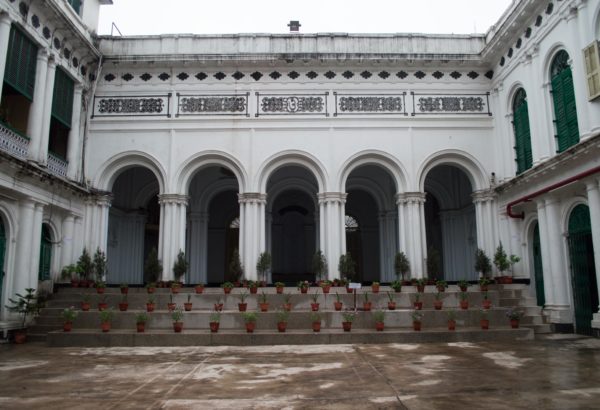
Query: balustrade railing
xmin=0 ymin=121 xmax=29 ymax=159
xmin=47 ymin=152 xmax=68 ymax=178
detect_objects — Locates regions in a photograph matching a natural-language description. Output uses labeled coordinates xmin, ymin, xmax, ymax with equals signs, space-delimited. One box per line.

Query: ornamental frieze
xmin=92 ymin=94 xmax=171 ymax=118
xmin=176 ymin=93 xmax=249 ymax=117
xmin=255 ymin=93 xmax=328 ymax=116
xmin=411 ymin=92 xmax=491 ymax=116
xmin=333 ymin=93 xmax=407 ymax=116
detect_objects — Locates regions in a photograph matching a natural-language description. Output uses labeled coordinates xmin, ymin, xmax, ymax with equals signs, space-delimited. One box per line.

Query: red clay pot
xmin=81 ymin=302 xmax=90 ymax=311
xmin=147 ymin=287 xmax=155 ymax=294
xmin=214 ymin=303 xmax=224 ymax=312
xmin=101 ymin=322 xmax=111 ymax=332
xmin=167 ymin=303 xmax=176 ymax=312
xmin=433 ymin=301 xmax=443 ymax=310
xmin=413 ymin=301 xmax=423 ymax=310
xmin=375 ymin=322 xmax=384 ymax=331
xmin=334 ymin=302 xmax=343 ymax=311
xmin=63 ymin=322 xmax=73 ymax=332
xmin=259 ymin=303 xmax=269 ymax=312
xmin=121 ymin=288 xmax=128 ymax=295
xmin=346 ymin=286 xmax=353 ymax=294
xmin=510 ymin=319 xmax=519 ymax=329
xmin=363 ymin=302 xmax=372 ymax=311
xmin=482 ymin=299 xmax=492 ymax=309
xmin=146 ymin=303 xmax=155 ymax=312
xmin=209 ymin=322 xmax=219 ymax=333
xmin=98 ymin=302 xmax=108 ymax=311
xmin=13 ymin=330 xmax=27 ymax=344
xmin=136 ymin=323 xmax=145 ymax=333
xmin=119 ymin=303 xmax=128 ymax=312
xmin=195 ymin=286 xmax=204 ymax=294
xmin=413 ymin=321 xmax=422 ymax=331
xmin=249 ymin=286 xmax=258 ymax=294
xmin=459 ymin=285 xmax=468 ymax=292
xmin=171 ymin=287 xmax=180 ymax=294
xmin=480 ymin=285 xmax=488 ymax=292
xmin=311 ymin=303 xmax=320 ymax=312
xmin=448 ymin=320 xmax=456 ymax=331
xmin=437 ymin=286 xmax=446 ymax=293
xmin=321 ymin=285 xmax=331 ymax=294
xmin=184 ymin=303 xmax=193 ymax=311
xmin=460 ymin=300 xmax=469 ymax=310
xmin=173 ymin=322 xmax=183 ymax=333
xmin=388 ymin=301 xmax=396 ymax=310
xmin=276 ymin=286 xmax=284 ymax=294
xmin=223 ymin=287 xmax=232 ymax=294
xmin=283 ymin=303 xmax=292 ymax=311
xmin=371 ymin=284 xmax=380 ymax=293
xmin=238 ymin=303 xmax=247 ymax=312
xmin=277 ymin=322 xmax=287 ymax=332
xmin=416 ymin=285 xmax=425 ymax=293
xmin=96 ymin=288 xmax=105 ymax=294
xmin=312 ymin=322 xmax=321 ymax=332
xmin=300 ymin=287 xmax=308 ymax=294
xmin=245 ymin=322 xmax=255 ymax=333
xmin=480 ymin=319 xmax=489 ymax=330
xmin=342 ymin=322 xmax=352 ymax=332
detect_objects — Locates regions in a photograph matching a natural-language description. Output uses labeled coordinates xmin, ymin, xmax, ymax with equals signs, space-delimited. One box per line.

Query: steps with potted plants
xmin=496 ymin=284 xmax=552 ymax=334
xmin=41 ymin=284 xmax=536 ymax=347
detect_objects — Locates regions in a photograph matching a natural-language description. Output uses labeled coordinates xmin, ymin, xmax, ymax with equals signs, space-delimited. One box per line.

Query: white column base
xmin=592 ymin=313 xmax=600 ymax=331
xmin=543 ymin=305 xmax=573 ymax=324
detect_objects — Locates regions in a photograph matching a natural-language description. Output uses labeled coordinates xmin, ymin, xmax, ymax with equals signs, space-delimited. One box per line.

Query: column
xmin=30 ymin=203 xmax=44 ymax=288
xmin=13 ymin=199 xmax=36 ymax=298
xmin=188 ymin=212 xmax=208 ymax=284
xmin=317 ymin=193 xmax=346 ymax=280
xmin=96 ymin=195 xmax=112 ymax=254
xmin=238 ymin=193 xmax=266 ymax=281
xmin=536 ymin=200 xmax=555 ymax=308
xmin=584 ymin=178 xmax=600 ymax=331
xmin=73 ymin=216 xmax=83 ymax=263
xmin=38 ymin=56 xmax=56 ymax=165
xmin=567 ymin=3 xmax=591 ymax=139
xmin=396 ymin=194 xmax=408 ymax=256
xmin=60 ymin=215 xmax=75 ymax=272
xmin=26 ymin=49 xmax=49 ymax=161
xmin=403 ymin=192 xmax=426 ymax=279
xmin=158 ymin=194 xmax=189 ymax=282
xmin=472 ymin=190 xmax=496 ymax=259
xmin=0 ymin=13 xmax=12 ymax=99
xmin=544 ymin=196 xmax=572 ymax=323
xmin=66 ymin=84 xmax=83 ymax=180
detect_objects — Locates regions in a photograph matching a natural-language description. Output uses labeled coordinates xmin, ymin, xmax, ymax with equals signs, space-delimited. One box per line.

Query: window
xmin=49 ymin=68 xmax=75 ymax=159
xmin=38 ymin=225 xmax=52 ymax=281
xmin=583 ymin=41 xmax=600 ymax=100
xmin=512 ymin=88 xmax=533 ymax=174
xmin=550 ymin=50 xmax=579 ymax=153
xmin=68 ymin=0 xmax=82 ymax=15
xmin=345 ymin=215 xmax=359 ymax=232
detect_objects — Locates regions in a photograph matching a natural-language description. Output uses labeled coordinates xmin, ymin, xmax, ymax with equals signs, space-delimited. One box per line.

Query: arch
xmin=176 ymin=151 xmax=248 ymax=194
xmin=267 ymin=177 xmax=319 ymax=213
xmin=346 ymin=178 xmax=387 ymax=211
xmin=512 ymin=87 xmax=533 ymax=174
xmin=196 ymin=179 xmax=240 ymax=213
xmin=542 ymin=43 xmax=572 ymax=83
xmin=256 ymin=150 xmax=328 ymax=193
xmin=505 ymin=81 xmax=528 ymax=113
xmin=417 ymin=150 xmax=487 ymax=192
xmin=95 ymin=151 xmax=167 ymax=193
xmin=561 ymin=196 xmax=589 ymax=234
xmin=338 ymin=150 xmax=408 ymax=193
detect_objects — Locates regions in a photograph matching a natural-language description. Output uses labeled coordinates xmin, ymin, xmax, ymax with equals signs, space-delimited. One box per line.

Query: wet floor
xmin=0 ymin=334 xmax=599 ymax=409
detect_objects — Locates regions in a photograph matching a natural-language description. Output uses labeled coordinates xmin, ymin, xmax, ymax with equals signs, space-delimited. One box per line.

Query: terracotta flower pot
xmin=146 ymin=303 xmax=155 ymax=312
xmin=437 ymin=286 xmax=445 ymax=293
xmin=101 ymin=322 xmax=111 ymax=332
xmin=416 ymin=285 xmax=425 ymax=293
xmin=277 ymin=322 xmax=287 ymax=332
xmin=214 ymin=303 xmax=223 ymax=312
xmin=510 ymin=319 xmax=519 ymax=329
xmin=371 ymin=284 xmax=380 ymax=293
xmin=96 ymin=288 xmax=105 ymax=294
xmin=388 ymin=301 xmax=396 ymax=310
xmin=167 ymin=303 xmax=176 ymax=312
xmin=346 ymin=286 xmax=353 ymax=294
xmin=195 ymin=286 xmax=204 ymax=294
xmin=311 ymin=303 xmax=320 ymax=311
xmin=459 ymin=286 xmax=468 ymax=292
xmin=413 ymin=321 xmax=421 ymax=331
xmin=433 ymin=301 xmax=443 ymax=310
xmin=482 ymin=299 xmax=491 ymax=309
xmin=259 ymin=303 xmax=269 ymax=312
xmin=321 ymin=285 xmax=331 ymax=294
xmin=363 ymin=302 xmax=372 ymax=311
xmin=98 ymin=302 xmax=108 ymax=311
xmin=413 ymin=301 xmax=423 ymax=310
xmin=460 ymin=300 xmax=469 ymax=310
xmin=283 ymin=303 xmax=292 ymax=311
xmin=249 ymin=287 xmax=258 ymax=294
xmin=334 ymin=301 xmax=343 ymax=311
xmin=63 ymin=322 xmax=73 ymax=332
xmin=136 ymin=323 xmax=145 ymax=333
xmin=448 ymin=320 xmax=456 ymax=331
xmin=13 ymin=330 xmax=27 ymax=344
xmin=184 ymin=303 xmax=193 ymax=311
xmin=223 ymin=287 xmax=232 ymax=294
xmin=81 ymin=302 xmax=90 ymax=311
xmin=171 ymin=287 xmax=180 ymax=294
xmin=245 ymin=322 xmax=255 ymax=333
xmin=121 ymin=288 xmax=128 ymax=295
xmin=276 ymin=286 xmax=284 ymax=294
xmin=119 ymin=303 xmax=128 ymax=312
xmin=147 ymin=287 xmax=155 ymax=294
xmin=209 ymin=322 xmax=219 ymax=333
xmin=375 ymin=322 xmax=384 ymax=331
xmin=480 ymin=319 xmax=489 ymax=330
xmin=300 ymin=287 xmax=308 ymax=294
xmin=238 ymin=303 xmax=247 ymax=312
xmin=312 ymin=322 xmax=321 ymax=332
xmin=342 ymin=322 xmax=352 ymax=332
xmin=173 ymin=322 xmax=183 ymax=333
xmin=71 ymin=279 xmax=79 ymax=288
xmin=480 ymin=285 xmax=488 ymax=292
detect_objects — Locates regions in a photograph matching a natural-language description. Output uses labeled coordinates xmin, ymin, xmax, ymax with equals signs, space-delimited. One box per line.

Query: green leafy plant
xmin=435 ymin=291 xmax=443 ymax=301
xmin=93 ymin=247 xmax=107 ymax=281
xmin=411 ymin=311 xmax=423 ymax=321
xmin=221 ymin=281 xmax=234 ymax=289
xmin=391 ymin=280 xmax=402 ymax=292
xmin=61 ymin=307 xmax=78 ymax=322
xmin=283 ymin=293 xmax=292 ymax=303
xmin=297 ymin=280 xmax=309 ymax=290
xmin=276 ymin=310 xmax=289 ymax=323
xmin=342 ymin=312 xmax=356 ymax=322
xmin=457 ymin=279 xmax=470 ymax=289
xmin=259 ymin=291 xmax=268 ymax=304
xmin=135 ymin=312 xmax=148 ymax=323
xmin=147 ymin=296 xmax=155 ymax=304
xmin=120 ymin=283 xmax=128 ymax=290
xmin=171 ymin=308 xmax=184 ymax=322
xmin=373 ymin=310 xmax=385 ymax=323
xmin=509 ymin=254 xmax=521 ymax=277
xmin=61 ymin=264 xmax=82 ymax=281
xmin=435 ymin=280 xmax=447 ymax=290
xmin=475 ymin=248 xmax=492 ymax=277
xmin=394 ymin=252 xmax=410 ymax=281
xmin=479 ymin=277 xmax=491 ymax=287
xmin=275 ymin=281 xmax=285 ymax=288
xmin=144 ymin=247 xmax=162 ymax=284
xmin=505 ymin=307 xmax=524 ymax=320
xmin=493 ymin=243 xmax=510 ymax=275
xmin=338 ymin=253 xmax=356 ymax=282
xmin=310 ymin=312 xmax=321 ymax=323
xmin=229 ymin=248 xmax=244 ymax=283
xmin=460 ymin=291 xmax=468 ymax=301
xmin=95 ymin=280 xmax=106 ymax=289
xmin=242 ymin=312 xmax=257 ymax=323
xmin=238 ymin=291 xmax=248 ymax=303
xmin=210 ymin=312 xmax=221 ymax=323
xmin=256 ymin=252 xmax=272 ymax=284
xmin=5 ymin=288 xmax=40 ymax=328
xmin=310 ymin=291 xmax=320 ymax=303
xmin=363 ymin=292 xmax=370 ymax=302
xmin=173 ymin=250 xmax=189 ymax=282
xmin=312 ymin=250 xmax=328 ymax=281
xmin=335 ymin=292 xmax=341 ymax=303
xmin=386 ymin=291 xmax=395 ymax=302
xmin=77 ymin=248 xmax=94 ymax=281
xmin=99 ymin=309 xmax=114 ymax=323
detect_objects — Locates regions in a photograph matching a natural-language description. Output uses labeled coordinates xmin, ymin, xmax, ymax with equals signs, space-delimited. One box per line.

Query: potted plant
xmin=310 ymin=312 xmax=322 ymax=332
xmin=172 ymin=308 xmax=184 ymax=332
xmin=435 ymin=280 xmax=447 ymax=293
xmin=363 ymin=292 xmax=372 ymax=311
xmin=173 ymin=250 xmax=188 ymax=285
xmin=415 ymin=278 xmax=426 ymax=293
xmin=258 ymin=292 xmax=269 ymax=312
xmin=297 ymin=280 xmax=309 ymax=294
xmin=457 ymin=279 xmax=470 ymax=292
xmin=214 ymin=297 xmax=224 ymax=312
xmin=275 ymin=282 xmax=285 ymax=294
xmin=447 ymin=310 xmax=457 ymax=331
xmin=333 ymin=292 xmax=343 ymax=311
xmin=118 ymin=295 xmax=129 ymax=312
xmin=426 ymin=247 xmax=441 ymax=281
xmin=209 ymin=312 xmax=220 ymax=333
xmin=61 ymin=264 xmax=82 ymax=286
xmin=373 ymin=310 xmax=385 ymax=331
xmin=459 ymin=292 xmax=469 ymax=310
xmin=99 ymin=309 xmax=114 ymax=332
xmin=276 ymin=310 xmax=289 ymax=332
xmin=77 ymin=248 xmax=94 ymax=286
xmin=411 ymin=311 xmax=423 ymax=331
xmin=338 ymin=253 xmax=356 ymax=287
xmin=341 ymin=311 xmax=355 ymax=331
xmin=283 ymin=293 xmax=293 ymax=311
xmin=81 ymin=294 xmax=91 ymax=311
xmin=195 ymin=283 xmax=205 ymax=294
xmin=475 ymin=248 xmax=492 ymax=281
xmin=229 ymin=248 xmax=244 ymax=285
xmin=371 ymin=281 xmax=380 ymax=294
xmin=171 ymin=281 xmax=182 ymax=294
xmin=120 ymin=283 xmax=129 ymax=295
xmin=61 ymin=306 xmax=78 ymax=332
xmin=222 ymin=281 xmax=234 ymax=294
xmin=394 ymin=252 xmax=410 ymax=283
xmin=482 ymin=291 xmax=491 ymax=309
xmin=98 ymin=295 xmax=108 ymax=311
xmin=413 ymin=293 xmax=423 ymax=310
xmin=506 ymin=307 xmax=523 ymax=328
xmin=135 ymin=312 xmax=148 ymax=333
xmin=310 ymin=291 xmax=320 ymax=311
xmin=479 ymin=277 xmax=491 ymax=292
xmin=480 ymin=309 xmax=489 ymax=330
xmin=320 ymin=280 xmax=331 ymax=294
xmin=95 ymin=280 xmax=106 ymax=294
xmin=146 ymin=282 xmax=156 ymax=294
xmin=312 ymin=250 xmax=328 ymax=283
xmin=391 ymin=280 xmax=402 ymax=293
xmin=144 ymin=247 xmax=162 ymax=285
xmin=167 ymin=294 xmax=176 ymax=312
xmin=386 ymin=292 xmax=396 ymax=310
xmin=256 ymin=251 xmax=272 ymax=285
xmin=237 ymin=291 xmax=248 ymax=312
xmin=433 ymin=292 xmax=443 ymax=310
xmin=242 ymin=312 xmax=257 ymax=333
xmin=146 ymin=296 xmax=155 ymax=312
xmin=493 ymin=242 xmax=510 ymax=283
xmin=184 ymin=294 xmax=193 ymax=311
xmin=507 ymin=255 xmax=521 ymax=284
xmin=248 ymin=280 xmax=258 ymax=294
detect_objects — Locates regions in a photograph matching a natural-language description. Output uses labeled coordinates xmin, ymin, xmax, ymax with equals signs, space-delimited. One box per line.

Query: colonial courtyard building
xmin=0 ymin=0 xmax=599 ymax=335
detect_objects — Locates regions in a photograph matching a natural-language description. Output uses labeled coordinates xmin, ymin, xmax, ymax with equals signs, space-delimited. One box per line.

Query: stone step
xmin=47 ymin=327 xmax=533 ymax=347
xmin=529 ymin=323 xmax=553 ymax=334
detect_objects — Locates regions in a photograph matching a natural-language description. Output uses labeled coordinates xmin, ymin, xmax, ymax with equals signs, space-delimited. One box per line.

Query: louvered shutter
xmin=51 ymin=68 xmax=75 ymax=128
xmin=3 ymin=25 xmax=38 ymax=100
xmin=68 ymin=0 xmax=81 ymax=14
xmin=513 ymin=100 xmax=532 ymax=174
xmin=552 ymin=66 xmax=579 ymax=152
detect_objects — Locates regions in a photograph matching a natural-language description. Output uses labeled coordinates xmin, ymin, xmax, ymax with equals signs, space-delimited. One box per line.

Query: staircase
xmin=27 ymin=283 xmax=546 ymax=347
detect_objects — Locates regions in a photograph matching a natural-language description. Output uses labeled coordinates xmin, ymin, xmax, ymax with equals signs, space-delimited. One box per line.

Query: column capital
xmin=318 ymin=192 xmax=347 ymax=205
xmin=471 ymin=189 xmax=496 ymax=203
xmin=583 ymin=176 xmax=600 ymax=192
xmin=0 ymin=11 xmax=12 ymax=25
xmin=398 ymin=192 xmax=426 ymax=204
xmin=238 ymin=192 xmax=267 ymax=204
xmin=158 ymin=193 xmax=189 ymax=206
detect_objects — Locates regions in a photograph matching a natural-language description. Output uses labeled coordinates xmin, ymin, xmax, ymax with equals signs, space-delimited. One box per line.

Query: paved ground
xmin=0 ymin=335 xmax=599 ymax=409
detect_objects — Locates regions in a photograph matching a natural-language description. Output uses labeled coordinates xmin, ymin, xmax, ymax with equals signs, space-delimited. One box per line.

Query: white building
xmin=0 ymin=0 xmax=599 ymax=336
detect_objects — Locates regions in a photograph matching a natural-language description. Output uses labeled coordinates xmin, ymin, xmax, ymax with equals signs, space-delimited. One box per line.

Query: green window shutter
xmin=551 ymin=52 xmax=579 ymax=153
xmin=38 ymin=225 xmax=52 ymax=281
xmin=513 ymin=89 xmax=533 ymax=174
xmin=561 ymin=68 xmax=580 ymax=148
xmin=51 ymin=68 xmax=75 ymax=129
xmin=68 ymin=0 xmax=81 ymax=15
xmin=4 ymin=25 xmax=38 ymax=100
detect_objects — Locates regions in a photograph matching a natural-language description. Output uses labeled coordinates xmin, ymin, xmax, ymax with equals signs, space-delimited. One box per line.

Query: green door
xmin=532 ymin=223 xmax=545 ymax=307
xmin=567 ymin=205 xmax=598 ymax=336
xmin=38 ymin=224 xmax=52 ymax=281
xmin=0 ymin=220 xmax=5 ymax=301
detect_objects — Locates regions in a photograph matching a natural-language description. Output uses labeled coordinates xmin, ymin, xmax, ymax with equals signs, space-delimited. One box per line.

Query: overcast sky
xmin=98 ymin=0 xmax=515 ymax=36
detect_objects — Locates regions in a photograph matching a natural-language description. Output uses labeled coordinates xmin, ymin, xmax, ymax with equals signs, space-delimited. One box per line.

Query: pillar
xmin=13 ymin=199 xmax=36 ymax=298
xmin=38 ymin=56 xmax=56 ymax=165
xmin=158 ymin=194 xmax=189 ymax=282
xmin=0 ymin=13 xmax=12 ymax=99
xmin=66 ymin=84 xmax=83 ymax=180
xmin=536 ymin=200 xmax=555 ymax=310
xmin=317 ymin=193 xmax=346 ymax=280
xmin=402 ymin=192 xmax=426 ymax=279
xmin=238 ymin=193 xmax=266 ymax=281
xmin=472 ymin=190 xmax=496 ymax=260
xmin=26 ymin=49 xmax=49 ymax=161
xmin=60 ymin=214 xmax=75 ymax=273
xmin=584 ymin=178 xmax=600 ymax=331
xmin=188 ymin=212 xmax=208 ymax=284
xmin=30 ymin=203 xmax=44 ymax=288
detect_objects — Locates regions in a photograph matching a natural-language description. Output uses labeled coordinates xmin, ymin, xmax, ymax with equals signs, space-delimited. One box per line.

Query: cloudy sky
xmin=98 ymin=0 xmax=514 ymax=36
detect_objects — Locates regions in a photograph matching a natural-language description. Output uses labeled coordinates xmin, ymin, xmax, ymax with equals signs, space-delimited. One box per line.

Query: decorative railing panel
xmin=47 ymin=152 xmax=68 ymax=178
xmin=411 ymin=92 xmax=491 ymax=116
xmin=176 ymin=93 xmax=249 ymax=117
xmin=333 ymin=92 xmax=407 ymax=116
xmin=92 ymin=94 xmax=171 ymax=118
xmin=255 ymin=92 xmax=328 ymax=117
xmin=0 ymin=121 xmax=29 ymax=159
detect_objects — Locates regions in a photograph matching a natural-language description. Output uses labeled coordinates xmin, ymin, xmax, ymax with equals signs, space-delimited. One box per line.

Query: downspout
xmin=506 ymin=165 xmax=600 ymax=219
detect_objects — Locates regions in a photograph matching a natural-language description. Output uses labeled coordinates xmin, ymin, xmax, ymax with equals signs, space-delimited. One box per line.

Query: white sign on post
xmin=348 ymin=283 xmax=362 ymax=290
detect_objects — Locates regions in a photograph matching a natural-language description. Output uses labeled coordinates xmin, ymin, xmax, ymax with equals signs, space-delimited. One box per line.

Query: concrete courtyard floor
xmin=0 ymin=335 xmax=599 ymax=409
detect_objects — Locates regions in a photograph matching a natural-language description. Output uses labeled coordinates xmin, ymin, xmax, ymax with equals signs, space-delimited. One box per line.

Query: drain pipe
xmin=506 ymin=165 xmax=600 ymax=219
